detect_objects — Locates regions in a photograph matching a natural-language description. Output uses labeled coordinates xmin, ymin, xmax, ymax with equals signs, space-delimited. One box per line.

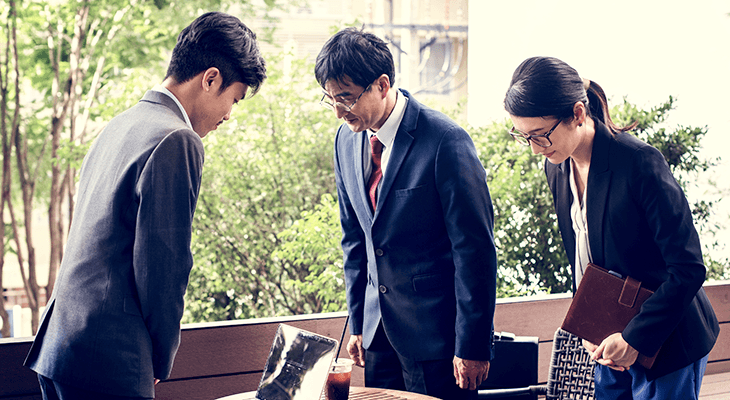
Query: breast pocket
xmin=412 ymin=272 xmax=451 ymax=293
xmin=392 ymin=184 xmax=443 ymax=236
xmin=395 ymin=184 xmax=428 ymax=199
xmin=393 ymin=184 xmax=437 ymax=217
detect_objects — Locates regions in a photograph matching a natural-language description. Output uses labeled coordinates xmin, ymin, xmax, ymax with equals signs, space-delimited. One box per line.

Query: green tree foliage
xmin=1 ymin=0 xmax=295 ymax=334
xmin=428 ymin=96 xmax=728 ymax=298
xmin=183 ymin=52 xmax=342 ymax=322
xmin=470 ymin=97 xmax=728 ymax=296
xmin=274 ymin=193 xmax=345 ymax=312
xmin=611 ymin=97 xmax=728 ymax=280
xmin=184 ymin=78 xmax=728 ymax=322
xmin=471 ymin=120 xmax=571 ymax=296
xmin=12 ymin=3 xmax=720 ymax=326
xmin=2 ymin=0 xmax=208 ymax=334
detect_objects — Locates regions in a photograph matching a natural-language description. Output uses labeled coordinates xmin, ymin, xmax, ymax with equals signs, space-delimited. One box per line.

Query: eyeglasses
xmin=509 ymin=119 xmax=561 ymax=148
xmin=320 ymin=84 xmax=371 ymax=113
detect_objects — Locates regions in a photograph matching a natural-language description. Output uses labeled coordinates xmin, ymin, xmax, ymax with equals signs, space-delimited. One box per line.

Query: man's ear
xmin=376 ymin=74 xmax=391 ymax=98
xmin=201 ymin=67 xmax=221 ymax=92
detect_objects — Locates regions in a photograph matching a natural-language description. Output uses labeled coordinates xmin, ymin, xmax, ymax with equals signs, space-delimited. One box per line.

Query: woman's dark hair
xmin=504 ymin=56 xmax=634 ymax=134
xmin=314 ymin=27 xmax=396 ymax=89
xmin=165 ymin=12 xmax=267 ymax=97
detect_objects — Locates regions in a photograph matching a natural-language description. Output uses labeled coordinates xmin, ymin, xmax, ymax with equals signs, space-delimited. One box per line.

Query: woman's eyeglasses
xmin=509 ymin=119 xmax=561 ymax=148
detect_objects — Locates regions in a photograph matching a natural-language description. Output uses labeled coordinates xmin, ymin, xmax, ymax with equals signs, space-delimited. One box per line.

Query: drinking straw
xmin=335 ymin=314 xmax=349 ymax=363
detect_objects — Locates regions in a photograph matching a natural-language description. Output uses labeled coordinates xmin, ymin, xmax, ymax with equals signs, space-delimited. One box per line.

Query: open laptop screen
xmin=255 ymin=324 xmax=338 ymax=400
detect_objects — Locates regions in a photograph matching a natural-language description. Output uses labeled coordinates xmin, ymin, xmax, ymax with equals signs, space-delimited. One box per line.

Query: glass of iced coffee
xmin=325 ymin=358 xmax=354 ymax=400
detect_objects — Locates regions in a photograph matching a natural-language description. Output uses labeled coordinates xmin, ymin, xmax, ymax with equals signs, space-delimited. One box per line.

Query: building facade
xmin=250 ymin=0 xmax=469 ymax=105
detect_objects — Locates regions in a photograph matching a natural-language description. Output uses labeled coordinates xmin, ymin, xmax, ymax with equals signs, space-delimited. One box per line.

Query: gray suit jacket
xmin=25 ymin=91 xmax=204 ymax=398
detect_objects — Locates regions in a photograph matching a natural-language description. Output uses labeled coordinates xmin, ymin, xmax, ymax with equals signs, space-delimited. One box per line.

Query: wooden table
xmin=216 ymin=387 xmax=441 ymax=400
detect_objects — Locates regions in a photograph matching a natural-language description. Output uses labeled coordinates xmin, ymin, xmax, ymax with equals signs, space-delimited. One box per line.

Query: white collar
xmin=371 ymin=89 xmax=407 ymax=147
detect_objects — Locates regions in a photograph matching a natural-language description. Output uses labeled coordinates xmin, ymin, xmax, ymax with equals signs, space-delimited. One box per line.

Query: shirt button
xmin=379 ymin=285 xmax=388 ymax=294
xmin=375 ymin=249 xmax=384 ymax=256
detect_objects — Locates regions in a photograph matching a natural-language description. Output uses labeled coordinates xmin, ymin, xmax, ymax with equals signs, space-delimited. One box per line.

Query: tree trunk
xmin=0 ymin=0 xmax=11 ymax=340
xmin=9 ymin=0 xmax=43 ymax=334
xmin=46 ymin=2 xmax=90 ymax=306
xmin=47 ymin=116 xmax=63 ymax=301
xmin=2 ymin=0 xmax=33 ymax=337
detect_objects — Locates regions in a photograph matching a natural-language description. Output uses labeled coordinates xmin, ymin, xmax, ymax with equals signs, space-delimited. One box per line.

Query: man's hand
xmin=453 ymin=356 xmax=489 ymax=390
xmin=588 ymin=332 xmax=639 ymax=372
xmin=347 ymin=334 xmax=366 ymax=367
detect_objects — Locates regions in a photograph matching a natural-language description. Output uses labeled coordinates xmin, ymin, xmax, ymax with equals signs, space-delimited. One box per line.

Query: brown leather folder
xmin=561 ymin=263 xmax=659 ymax=369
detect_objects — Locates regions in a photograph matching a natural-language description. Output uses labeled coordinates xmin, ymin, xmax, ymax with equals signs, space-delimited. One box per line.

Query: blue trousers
xmin=594 ymin=354 xmax=708 ymax=400
xmin=364 ymin=323 xmax=477 ymax=400
xmin=38 ymin=374 xmax=153 ymax=400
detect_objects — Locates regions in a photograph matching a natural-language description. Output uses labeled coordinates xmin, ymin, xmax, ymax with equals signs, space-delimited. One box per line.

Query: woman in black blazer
xmin=503 ymin=56 xmax=719 ymax=399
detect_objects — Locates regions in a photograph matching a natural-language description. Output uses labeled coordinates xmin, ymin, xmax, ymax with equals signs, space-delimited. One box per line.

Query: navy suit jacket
xmin=24 ymin=91 xmax=204 ymax=398
xmin=335 ymin=90 xmax=497 ymax=362
xmin=545 ymin=120 xmax=719 ymax=379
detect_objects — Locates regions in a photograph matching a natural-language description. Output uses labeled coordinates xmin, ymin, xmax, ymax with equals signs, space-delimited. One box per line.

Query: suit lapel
xmin=586 ymin=122 xmax=613 ymax=267
xmin=553 ymin=160 xmax=576 ymax=267
xmin=353 ymin=131 xmax=374 ymax=221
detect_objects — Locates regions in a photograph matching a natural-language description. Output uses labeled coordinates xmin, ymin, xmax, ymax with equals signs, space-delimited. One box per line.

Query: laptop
xmin=245 ymin=323 xmax=339 ymax=400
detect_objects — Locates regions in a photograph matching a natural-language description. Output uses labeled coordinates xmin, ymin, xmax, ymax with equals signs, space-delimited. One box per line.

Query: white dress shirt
xmin=362 ymin=89 xmax=408 ymax=182
xmin=570 ymin=159 xmax=592 ymax=287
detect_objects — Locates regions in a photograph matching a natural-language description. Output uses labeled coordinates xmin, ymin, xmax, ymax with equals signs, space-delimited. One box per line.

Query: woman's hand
xmin=582 ymin=339 xmax=598 ymax=354
xmin=588 ymin=332 xmax=639 ymax=371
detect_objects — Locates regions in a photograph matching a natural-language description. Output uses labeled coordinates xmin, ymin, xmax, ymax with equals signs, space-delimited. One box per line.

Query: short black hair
xmin=315 ymin=27 xmax=395 ymax=89
xmin=165 ymin=12 xmax=266 ymax=97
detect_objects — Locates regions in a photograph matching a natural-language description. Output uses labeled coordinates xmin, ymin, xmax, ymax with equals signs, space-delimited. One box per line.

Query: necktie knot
xmin=370 ymin=135 xmax=383 ymax=165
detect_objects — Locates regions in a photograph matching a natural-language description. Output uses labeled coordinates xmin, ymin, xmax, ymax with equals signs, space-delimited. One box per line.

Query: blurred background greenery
xmin=0 ymin=0 xmax=726 ymax=338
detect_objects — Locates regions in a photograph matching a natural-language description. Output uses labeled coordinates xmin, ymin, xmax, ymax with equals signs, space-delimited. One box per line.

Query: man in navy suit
xmin=24 ymin=12 xmax=266 ymax=400
xmin=315 ymin=28 xmax=498 ymax=400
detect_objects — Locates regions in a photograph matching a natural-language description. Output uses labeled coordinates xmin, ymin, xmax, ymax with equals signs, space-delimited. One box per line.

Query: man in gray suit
xmin=24 ymin=12 xmax=266 ymax=400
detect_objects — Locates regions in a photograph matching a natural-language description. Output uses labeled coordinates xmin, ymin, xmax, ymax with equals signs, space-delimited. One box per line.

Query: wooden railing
xmin=1 ymin=280 xmax=728 ymax=400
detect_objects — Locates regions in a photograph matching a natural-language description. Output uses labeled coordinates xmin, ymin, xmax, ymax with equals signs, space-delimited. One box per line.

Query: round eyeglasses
xmin=320 ymin=84 xmax=371 ymax=113
xmin=509 ymin=119 xmax=561 ymax=148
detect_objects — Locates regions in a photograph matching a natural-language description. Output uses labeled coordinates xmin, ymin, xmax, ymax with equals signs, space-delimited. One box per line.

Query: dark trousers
xmin=38 ymin=374 xmax=153 ymax=400
xmin=364 ymin=323 xmax=477 ymax=400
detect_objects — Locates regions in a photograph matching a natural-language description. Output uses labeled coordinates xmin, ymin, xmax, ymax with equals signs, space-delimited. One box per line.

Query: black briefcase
xmin=479 ymin=332 xmax=539 ymax=400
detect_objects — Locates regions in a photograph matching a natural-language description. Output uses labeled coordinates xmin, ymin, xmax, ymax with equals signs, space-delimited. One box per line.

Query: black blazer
xmin=25 ymin=91 xmax=204 ymax=397
xmin=545 ymin=120 xmax=719 ymax=380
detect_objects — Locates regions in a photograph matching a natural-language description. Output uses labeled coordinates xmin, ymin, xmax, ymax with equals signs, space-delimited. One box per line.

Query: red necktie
xmin=368 ymin=135 xmax=383 ymax=211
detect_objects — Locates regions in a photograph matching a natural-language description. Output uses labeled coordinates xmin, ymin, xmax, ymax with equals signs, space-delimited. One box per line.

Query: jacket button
xmin=379 ymin=285 xmax=388 ymax=293
xmin=375 ymin=249 xmax=384 ymax=256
